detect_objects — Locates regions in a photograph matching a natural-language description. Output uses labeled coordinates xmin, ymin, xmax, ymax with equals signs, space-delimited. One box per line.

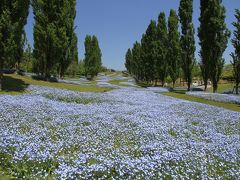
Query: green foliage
xmin=231 ymin=9 xmax=240 ymax=94
xmin=125 ymin=11 xmax=181 ymax=87
xmin=179 ymin=0 xmax=196 ymax=91
xmin=84 ymin=35 xmax=102 ymax=80
xmin=221 ymin=64 xmax=234 ymax=81
xmin=32 ymin=0 xmax=78 ymax=79
xmin=20 ymin=43 xmax=34 ymax=73
xmin=156 ymin=12 xmax=168 ymax=86
xmin=141 ymin=20 xmax=158 ymax=83
xmin=0 ymin=0 xmax=30 ymax=89
xmin=192 ymin=64 xmax=202 ymax=78
xmin=125 ymin=48 xmax=132 ymax=74
xmin=198 ymin=0 xmax=230 ymax=92
xmin=168 ymin=10 xmax=181 ymax=87
xmin=131 ymin=42 xmax=142 ymax=80
xmin=198 ymin=0 xmax=211 ymax=90
xmin=65 ymin=60 xmax=79 ymax=77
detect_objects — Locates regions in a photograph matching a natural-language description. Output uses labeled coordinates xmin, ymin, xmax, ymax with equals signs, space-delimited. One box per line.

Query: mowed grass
xmin=163 ymin=92 xmax=240 ymax=112
xmin=207 ymin=83 xmax=235 ymax=93
xmin=108 ymin=79 xmax=129 ymax=86
xmin=0 ymin=74 xmax=111 ymax=95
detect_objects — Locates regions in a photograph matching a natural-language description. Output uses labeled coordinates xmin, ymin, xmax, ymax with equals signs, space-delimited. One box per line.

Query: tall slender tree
xmin=84 ymin=35 xmax=102 ymax=80
xmin=231 ymin=9 xmax=240 ymax=94
xmin=198 ymin=0 xmax=230 ymax=92
xmin=0 ymin=0 xmax=30 ymax=90
xmin=141 ymin=20 xmax=158 ymax=84
xmin=179 ymin=0 xmax=195 ymax=91
xmin=156 ymin=12 xmax=168 ymax=86
xmin=125 ymin=48 xmax=132 ymax=74
xmin=132 ymin=42 xmax=142 ymax=80
xmin=198 ymin=0 xmax=211 ymax=90
xmin=168 ymin=9 xmax=181 ymax=88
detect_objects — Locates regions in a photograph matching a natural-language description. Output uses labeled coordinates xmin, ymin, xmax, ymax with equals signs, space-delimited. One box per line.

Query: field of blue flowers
xmin=0 ymin=82 xmax=239 ymax=179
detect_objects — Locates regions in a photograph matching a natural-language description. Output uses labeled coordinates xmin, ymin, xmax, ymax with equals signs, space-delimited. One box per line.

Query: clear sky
xmin=25 ymin=0 xmax=240 ymax=70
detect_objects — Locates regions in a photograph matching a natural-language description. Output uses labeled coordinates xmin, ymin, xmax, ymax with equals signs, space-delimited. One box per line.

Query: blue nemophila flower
xmin=0 ymin=85 xmax=239 ymax=179
xmin=186 ymin=91 xmax=240 ymax=104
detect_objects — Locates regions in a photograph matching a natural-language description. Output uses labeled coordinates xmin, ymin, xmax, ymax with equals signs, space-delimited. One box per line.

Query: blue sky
xmin=25 ymin=0 xmax=240 ymax=70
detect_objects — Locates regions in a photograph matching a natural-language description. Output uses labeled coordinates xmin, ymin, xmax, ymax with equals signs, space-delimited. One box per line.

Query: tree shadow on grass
xmin=2 ymin=76 xmax=29 ymax=92
xmin=173 ymin=89 xmax=187 ymax=94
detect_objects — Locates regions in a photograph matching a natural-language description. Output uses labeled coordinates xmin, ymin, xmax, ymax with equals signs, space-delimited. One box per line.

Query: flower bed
xmin=0 ymin=86 xmax=239 ymax=179
xmin=186 ymin=92 xmax=240 ymax=104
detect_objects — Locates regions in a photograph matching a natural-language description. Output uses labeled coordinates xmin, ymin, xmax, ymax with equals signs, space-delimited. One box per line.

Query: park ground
xmin=0 ymin=73 xmax=239 ymax=179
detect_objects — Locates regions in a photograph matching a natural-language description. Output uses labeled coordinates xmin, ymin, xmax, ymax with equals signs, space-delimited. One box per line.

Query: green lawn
xmin=207 ymin=83 xmax=235 ymax=93
xmin=0 ymin=74 xmax=111 ymax=95
xmin=163 ymin=92 xmax=240 ymax=112
xmin=108 ymin=79 xmax=129 ymax=86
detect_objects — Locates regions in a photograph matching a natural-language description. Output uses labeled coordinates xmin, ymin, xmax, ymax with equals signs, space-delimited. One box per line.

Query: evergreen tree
xmin=179 ymin=0 xmax=195 ymax=91
xmin=231 ymin=9 xmax=240 ymax=94
xmin=198 ymin=0 xmax=230 ymax=92
xmin=32 ymin=0 xmax=59 ymax=78
xmin=132 ymin=42 xmax=142 ymax=80
xmin=84 ymin=35 xmax=102 ymax=80
xmin=141 ymin=20 xmax=158 ymax=84
xmin=167 ymin=10 xmax=181 ymax=88
xmin=57 ymin=0 xmax=78 ymax=78
xmin=125 ymin=48 xmax=132 ymax=74
xmin=92 ymin=35 xmax=102 ymax=76
xmin=32 ymin=0 xmax=77 ymax=79
xmin=156 ymin=12 xmax=168 ymax=86
xmin=0 ymin=0 xmax=30 ymax=90
xmin=198 ymin=0 xmax=211 ymax=90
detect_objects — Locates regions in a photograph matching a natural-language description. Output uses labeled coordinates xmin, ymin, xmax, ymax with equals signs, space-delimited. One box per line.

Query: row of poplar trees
xmin=0 ymin=0 xmax=30 ymax=89
xmin=125 ymin=0 xmax=236 ymax=93
xmin=32 ymin=0 xmax=78 ymax=79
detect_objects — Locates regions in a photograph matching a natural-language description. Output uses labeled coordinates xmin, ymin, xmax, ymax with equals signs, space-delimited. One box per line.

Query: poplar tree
xmin=125 ymin=48 xmax=132 ymax=74
xmin=231 ymin=9 xmax=240 ymax=94
xmin=179 ymin=0 xmax=195 ymax=91
xmin=198 ymin=0 xmax=211 ymax=90
xmin=168 ymin=10 xmax=181 ymax=88
xmin=156 ymin=12 xmax=168 ymax=86
xmin=209 ymin=0 xmax=230 ymax=93
xmin=32 ymin=0 xmax=77 ymax=79
xmin=0 ymin=0 xmax=30 ymax=90
xmin=132 ymin=42 xmax=142 ymax=80
xmin=198 ymin=0 xmax=230 ymax=92
xmin=84 ymin=35 xmax=102 ymax=80
xmin=141 ymin=20 xmax=158 ymax=84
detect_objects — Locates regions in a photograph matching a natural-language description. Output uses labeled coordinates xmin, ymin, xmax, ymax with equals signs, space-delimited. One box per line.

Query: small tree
xmin=168 ymin=9 xmax=181 ymax=88
xmin=231 ymin=9 xmax=240 ymax=94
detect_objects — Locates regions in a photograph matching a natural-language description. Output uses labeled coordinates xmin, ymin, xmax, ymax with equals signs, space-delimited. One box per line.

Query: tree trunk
xmin=213 ymin=83 xmax=218 ymax=93
xmin=0 ymin=60 xmax=3 ymax=91
xmin=0 ymin=72 xmax=3 ymax=91
xmin=162 ymin=80 xmax=165 ymax=87
xmin=204 ymin=79 xmax=208 ymax=91
xmin=187 ymin=81 xmax=191 ymax=91
xmin=236 ymin=83 xmax=239 ymax=95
